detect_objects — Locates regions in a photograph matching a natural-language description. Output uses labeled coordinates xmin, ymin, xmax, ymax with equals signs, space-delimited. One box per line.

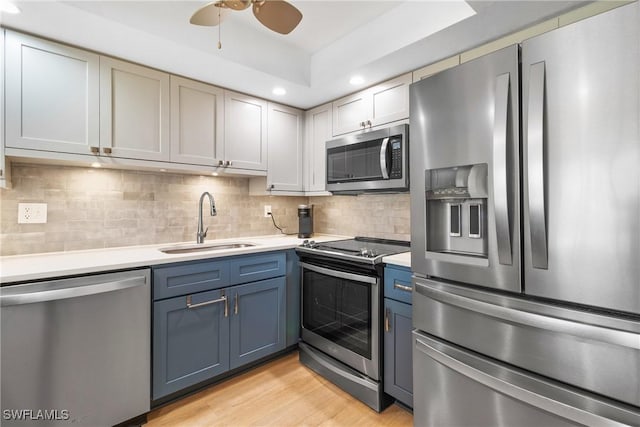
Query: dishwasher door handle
xmin=0 ymin=275 xmax=147 ymax=306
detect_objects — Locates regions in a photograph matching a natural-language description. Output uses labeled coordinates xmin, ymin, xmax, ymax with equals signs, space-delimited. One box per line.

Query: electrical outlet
xmin=264 ymin=205 xmax=272 ymax=218
xmin=18 ymin=203 xmax=48 ymax=224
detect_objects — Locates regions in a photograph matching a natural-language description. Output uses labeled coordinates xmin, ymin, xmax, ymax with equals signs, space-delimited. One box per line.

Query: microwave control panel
xmin=390 ymin=137 xmax=403 ymax=179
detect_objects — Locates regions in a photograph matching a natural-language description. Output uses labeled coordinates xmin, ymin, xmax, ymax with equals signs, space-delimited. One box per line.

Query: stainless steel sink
xmin=159 ymin=242 xmax=256 ymax=254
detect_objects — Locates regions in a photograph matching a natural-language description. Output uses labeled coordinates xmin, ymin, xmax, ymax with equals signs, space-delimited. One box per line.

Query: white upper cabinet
xmin=332 ymin=73 xmax=411 ymax=136
xmin=4 ymin=31 xmax=100 ymax=155
xmin=369 ymin=73 xmax=412 ymax=127
xmin=100 ymin=57 xmax=170 ymax=162
xmin=224 ymin=91 xmax=268 ymax=172
xmin=170 ymin=76 xmax=224 ymax=166
xmin=332 ymin=91 xmax=370 ymax=136
xmin=266 ymin=102 xmax=303 ymax=192
xmin=304 ymin=103 xmax=332 ymax=193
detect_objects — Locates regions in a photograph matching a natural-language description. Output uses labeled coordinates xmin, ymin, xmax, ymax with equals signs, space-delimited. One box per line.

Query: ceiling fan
xmin=190 ymin=0 xmax=303 ymax=35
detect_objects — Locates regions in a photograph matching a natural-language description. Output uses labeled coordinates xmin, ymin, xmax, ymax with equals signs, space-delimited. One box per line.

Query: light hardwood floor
xmin=147 ymin=351 xmax=413 ymax=426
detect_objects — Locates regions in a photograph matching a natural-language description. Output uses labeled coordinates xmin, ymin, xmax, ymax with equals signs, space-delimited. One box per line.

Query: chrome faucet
xmin=197 ymin=191 xmax=217 ymax=244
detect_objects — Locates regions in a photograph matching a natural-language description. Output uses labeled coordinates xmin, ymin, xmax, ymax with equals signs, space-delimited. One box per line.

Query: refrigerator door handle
xmin=414 ymin=336 xmax=635 ymax=427
xmin=527 ymin=61 xmax=549 ymax=269
xmin=414 ymin=280 xmax=640 ymax=350
xmin=493 ymin=72 xmax=512 ymax=265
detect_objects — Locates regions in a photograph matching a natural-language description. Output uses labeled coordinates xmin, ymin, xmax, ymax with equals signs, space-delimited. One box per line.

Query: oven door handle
xmin=299 ymin=262 xmax=378 ymax=285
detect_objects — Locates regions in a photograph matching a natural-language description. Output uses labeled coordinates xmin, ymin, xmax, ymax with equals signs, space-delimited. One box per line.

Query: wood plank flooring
xmin=147 ymin=351 xmax=413 ymax=426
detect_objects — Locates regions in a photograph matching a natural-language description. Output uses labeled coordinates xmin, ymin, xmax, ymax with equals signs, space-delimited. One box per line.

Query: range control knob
xmin=308 ymin=240 xmax=318 ymax=248
xmin=359 ymin=248 xmax=377 ymax=258
xmin=301 ymin=239 xmax=309 ymax=247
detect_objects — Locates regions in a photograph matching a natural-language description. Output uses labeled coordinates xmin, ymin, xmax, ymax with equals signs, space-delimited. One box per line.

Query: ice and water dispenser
xmin=425 ymin=164 xmax=488 ymax=259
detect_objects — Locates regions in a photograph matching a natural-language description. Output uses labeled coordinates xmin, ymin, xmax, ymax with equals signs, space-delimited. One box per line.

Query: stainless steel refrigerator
xmin=410 ymin=3 xmax=640 ymax=426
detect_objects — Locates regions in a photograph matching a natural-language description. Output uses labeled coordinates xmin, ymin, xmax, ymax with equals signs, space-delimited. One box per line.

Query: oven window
xmin=327 ymin=139 xmax=385 ymax=183
xmin=302 ymin=268 xmax=372 ymax=359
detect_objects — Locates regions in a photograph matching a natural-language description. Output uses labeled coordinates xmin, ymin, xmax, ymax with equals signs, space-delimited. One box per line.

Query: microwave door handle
xmin=379 ymin=137 xmax=390 ymax=179
xmin=493 ymin=72 xmax=512 ymax=265
xmin=527 ymin=62 xmax=548 ymax=269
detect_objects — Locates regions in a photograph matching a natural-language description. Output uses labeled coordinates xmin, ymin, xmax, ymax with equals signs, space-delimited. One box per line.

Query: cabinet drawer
xmin=229 ymin=252 xmax=286 ymax=285
xmin=384 ymin=266 xmax=412 ymax=304
xmin=153 ymin=260 xmax=230 ymax=300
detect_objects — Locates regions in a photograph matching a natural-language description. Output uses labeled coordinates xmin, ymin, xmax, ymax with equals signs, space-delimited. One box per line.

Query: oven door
xmin=300 ymin=261 xmax=380 ymax=380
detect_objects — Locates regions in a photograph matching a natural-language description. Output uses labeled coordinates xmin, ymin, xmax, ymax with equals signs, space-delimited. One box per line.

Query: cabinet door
xmin=153 ymin=289 xmax=230 ymax=399
xmin=384 ymin=298 xmax=413 ymax=408
xmin=170 ymin=76 xmax=224 ymax=166
xmin=224 ymin=91 xmax=267 ymax=171
xmin=304 ymin=103 xmax=332 ymax=192
xmin=332 ymin=91 xmax=370 ymax=136
xmin=229 ymin=277 xmax=286 ymax=370
xmin=100 ymin=57 xmax=170 ymax=162
xmin=267 ymin=103 xmax=303 ymax=192
xmin=5 ymin=31 xmax=99 ymax=155
xmin=369 ymin=73 xmax=411 ymax=127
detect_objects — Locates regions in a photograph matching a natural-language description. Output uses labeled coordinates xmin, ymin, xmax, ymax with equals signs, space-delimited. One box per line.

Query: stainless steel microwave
xmin=326 ymin=124 xmax=408 ymax=194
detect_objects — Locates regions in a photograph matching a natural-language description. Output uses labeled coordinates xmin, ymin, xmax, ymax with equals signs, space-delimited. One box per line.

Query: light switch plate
xmin=18 ymin=203 xmax=48 ymax=224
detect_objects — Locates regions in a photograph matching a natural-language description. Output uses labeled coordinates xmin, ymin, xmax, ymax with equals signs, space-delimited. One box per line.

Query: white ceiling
xmin=1 ymin=0 xmax=587 ymax=109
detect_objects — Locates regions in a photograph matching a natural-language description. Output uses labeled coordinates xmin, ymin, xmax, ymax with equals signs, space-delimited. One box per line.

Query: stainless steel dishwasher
xmin=1 ymin=269 xmax=150 ymax=426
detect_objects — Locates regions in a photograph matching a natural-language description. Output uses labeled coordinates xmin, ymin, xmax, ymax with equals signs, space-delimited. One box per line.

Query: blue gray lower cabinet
xmin=229 ymin=278 xmax=286 ymax=369
xmin=152 ymin=252 xmax=288 ymax=401
xmin=384 ymin=297 xmax=413 ymax=408
xmin=153 ymin=288 xmax=230 ymax=399
xmin=384 ymin=265 xmax=413 ymax=408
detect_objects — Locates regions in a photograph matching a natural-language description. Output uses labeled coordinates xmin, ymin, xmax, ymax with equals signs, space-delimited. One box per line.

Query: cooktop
xmin=296 ymin=237 xmax=410 ymax=264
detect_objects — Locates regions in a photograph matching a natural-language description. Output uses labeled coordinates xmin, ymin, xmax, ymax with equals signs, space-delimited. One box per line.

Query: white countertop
xmin=0 ymin=234 xmax=349 ymax=283
xmin=382 ymin=252 xmax=411 ymax=268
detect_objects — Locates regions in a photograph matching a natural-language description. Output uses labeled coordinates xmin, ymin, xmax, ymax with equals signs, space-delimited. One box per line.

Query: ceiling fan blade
xmin=252 ymin=0 xmax=303 ymax=35
xmin=190 ymin=2 xmax=227 ymax=26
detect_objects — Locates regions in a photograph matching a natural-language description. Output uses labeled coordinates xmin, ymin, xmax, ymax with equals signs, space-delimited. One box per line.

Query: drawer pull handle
xmin=393 ymin=282 xmax=412 ymax=293
xmin=186 ymin=294 xmax=227 ymax=310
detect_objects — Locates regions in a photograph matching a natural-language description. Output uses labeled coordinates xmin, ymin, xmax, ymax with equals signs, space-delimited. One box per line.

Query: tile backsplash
xmin=0 ymin=163 xmax=411 ymax=256
xmin=308 ymin=193 xmax=410 ymax=242
xmin=0 ymin=164 xmax=306 ymax=256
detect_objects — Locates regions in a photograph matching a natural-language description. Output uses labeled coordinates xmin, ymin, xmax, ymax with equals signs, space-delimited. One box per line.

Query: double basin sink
xmin=159 ymin=242 xmax=256 ymax=255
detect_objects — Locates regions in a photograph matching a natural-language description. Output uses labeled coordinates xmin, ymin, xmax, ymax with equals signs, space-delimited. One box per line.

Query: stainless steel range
xmin=296 ymin=237 xmax=410 ymax=412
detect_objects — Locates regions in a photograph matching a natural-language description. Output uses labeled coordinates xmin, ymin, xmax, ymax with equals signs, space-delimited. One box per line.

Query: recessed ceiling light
xmin=272 ymin=87 xmax=286 ymax=96
xmin=349 ymin=75 xmax=365 ymax=85
xmin=159 ymin=168 xmax=167 ymax=172
xmin=211 ymin=172 xmax=219 ymax=176
xmin=0 ymin=0 xmax=21 ymax=14
xmin=91 ymin=162 xmax=101 ymax=168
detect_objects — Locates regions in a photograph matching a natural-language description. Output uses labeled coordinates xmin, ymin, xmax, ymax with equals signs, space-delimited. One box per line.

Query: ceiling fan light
xmin=223 ymin=0 xmax=251 ymax=11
